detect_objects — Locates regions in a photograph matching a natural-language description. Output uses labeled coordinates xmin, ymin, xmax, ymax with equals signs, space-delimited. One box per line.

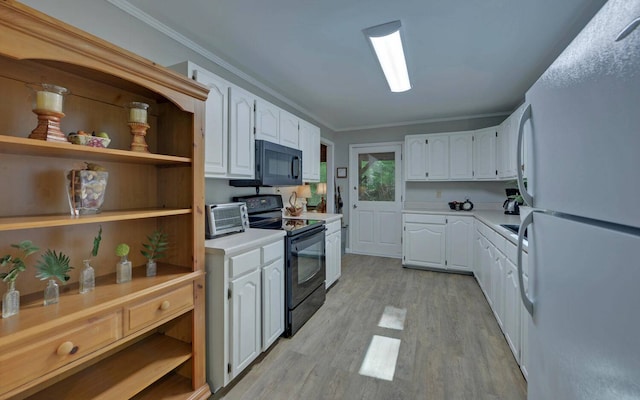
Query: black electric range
xmin=233 ymin=194 xmax=327 ymax=336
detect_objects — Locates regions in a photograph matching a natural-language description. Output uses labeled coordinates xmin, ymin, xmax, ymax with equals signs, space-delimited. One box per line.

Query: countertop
xmin=403 ymin=208 xmax=527 ymax=250
xmin=205 ymin=228 xmax=286 ymax=255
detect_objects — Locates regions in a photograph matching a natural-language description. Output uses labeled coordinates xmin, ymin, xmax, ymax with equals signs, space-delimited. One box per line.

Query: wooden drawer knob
xmin=56 ymin=341 xmax=78 ymax=356
xmin=159 ymin=300 xmax=170 ymax=311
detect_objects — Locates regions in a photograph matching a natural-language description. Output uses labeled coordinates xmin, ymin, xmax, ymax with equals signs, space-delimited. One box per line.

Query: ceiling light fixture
xmin=363 ymin=20 xmax=411 ymax=93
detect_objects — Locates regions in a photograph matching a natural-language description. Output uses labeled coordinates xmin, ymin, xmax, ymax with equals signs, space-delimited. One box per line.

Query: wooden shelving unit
xmin=0 ymin=2 xmax=210 ymax=399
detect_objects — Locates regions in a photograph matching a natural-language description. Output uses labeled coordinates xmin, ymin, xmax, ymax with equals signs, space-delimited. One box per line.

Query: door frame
xmin=348 ymin=141 xmax=403 ymax=257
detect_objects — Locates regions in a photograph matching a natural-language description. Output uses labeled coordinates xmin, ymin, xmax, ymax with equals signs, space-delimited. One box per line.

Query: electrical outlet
xmin=436 ymin=190 xmax=442 ymax=199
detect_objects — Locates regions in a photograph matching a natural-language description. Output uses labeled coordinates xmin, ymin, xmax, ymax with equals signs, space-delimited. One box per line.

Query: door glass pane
xmin=358 ymin=152 xmax=395 ymax=201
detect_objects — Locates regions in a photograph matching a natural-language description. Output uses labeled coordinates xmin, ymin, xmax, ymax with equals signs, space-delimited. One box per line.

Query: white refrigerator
xmin=515 ymin=0 xmax=640 ymax=399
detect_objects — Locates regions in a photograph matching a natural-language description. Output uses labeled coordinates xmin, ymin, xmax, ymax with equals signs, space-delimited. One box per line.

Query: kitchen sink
xmin=500 ymin=224 xmax=527 ymax=239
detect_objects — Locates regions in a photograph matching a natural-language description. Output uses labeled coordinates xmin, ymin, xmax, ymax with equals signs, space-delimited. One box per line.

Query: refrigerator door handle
xmin=518 ymin=210 xmax=534 ymax=316
xmin=516 ymin=103 xmax=533 ymax=206
xmin=615 ymin=17 xmax=640 ymax=42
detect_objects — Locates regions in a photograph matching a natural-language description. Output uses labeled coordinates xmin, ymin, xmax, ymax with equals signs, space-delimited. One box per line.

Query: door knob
xmin=353 ymin=204 xmax=358 ymax=209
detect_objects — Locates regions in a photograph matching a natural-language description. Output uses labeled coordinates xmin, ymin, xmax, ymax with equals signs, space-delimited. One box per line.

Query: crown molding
xmin=105 ymin=0 xmax=336 ymax=131
xmin=333 ymin=111 xmax=511 ymax=133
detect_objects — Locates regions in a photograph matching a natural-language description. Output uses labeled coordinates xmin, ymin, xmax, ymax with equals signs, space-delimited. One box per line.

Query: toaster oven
xmin=205 ymin=202 xmax=249 ymax=239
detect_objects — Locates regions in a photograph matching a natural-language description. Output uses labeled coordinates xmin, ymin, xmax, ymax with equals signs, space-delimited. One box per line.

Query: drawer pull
xmin=159 ymin=300 xmax=171 ymax=311
xmin=56 ymin=341 xmax=78 ymax=356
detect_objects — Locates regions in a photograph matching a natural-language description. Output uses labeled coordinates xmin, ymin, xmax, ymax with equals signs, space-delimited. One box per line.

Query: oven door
xmin=287 ymin=226 xmax=326 ymax=308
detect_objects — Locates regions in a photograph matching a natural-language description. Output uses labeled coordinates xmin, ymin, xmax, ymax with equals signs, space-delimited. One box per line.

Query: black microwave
xmin=229 ymin=140 xmax=303 ymax=187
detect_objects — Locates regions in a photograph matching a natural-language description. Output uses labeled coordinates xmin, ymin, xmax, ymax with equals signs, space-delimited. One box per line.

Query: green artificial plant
xmin=91 ymin=225 xmax=103 ymax=258
xmin=35 ymin=249 xmax=73 ymax=283
xmin=140 ymin=230 xmax=168 ymax=262
xmin=0 ymin=241 xmax=39 ymax=283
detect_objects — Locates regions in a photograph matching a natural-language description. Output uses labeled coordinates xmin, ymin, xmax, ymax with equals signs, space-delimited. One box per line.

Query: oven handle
xmin=290 ymin=226 xmax=327 ymax=243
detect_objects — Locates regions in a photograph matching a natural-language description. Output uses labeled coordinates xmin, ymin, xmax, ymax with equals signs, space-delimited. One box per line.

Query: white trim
xmin=334 ymin=111 xmax=510 ymax=132
xmin=106 ymin=0 xmax=336 ymax=131
xmin=321 ymin=138 xmax=336 ymax=214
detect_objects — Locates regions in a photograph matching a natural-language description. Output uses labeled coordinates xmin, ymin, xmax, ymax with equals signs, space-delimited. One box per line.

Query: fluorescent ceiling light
xmin=363 ymin=20 xmax=411 ymax=93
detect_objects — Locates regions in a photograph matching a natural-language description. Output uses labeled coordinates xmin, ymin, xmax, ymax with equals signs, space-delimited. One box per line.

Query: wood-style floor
xmin=215 ymin=254 xmax=527 ymax=400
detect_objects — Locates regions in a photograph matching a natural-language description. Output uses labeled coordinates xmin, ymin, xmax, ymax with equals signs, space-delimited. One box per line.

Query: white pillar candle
xmin=36 ymin=91 xmax=63 ymax=113
xmin=129 ymin=107 xmax=147 ymax=123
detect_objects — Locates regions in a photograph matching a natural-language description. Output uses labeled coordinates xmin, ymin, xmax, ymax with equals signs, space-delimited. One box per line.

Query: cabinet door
xmin=262 ymin=257 xmax=284 ymax=351
xmin=193 ymin=67 xmax=229 ymax=176
xmin=403 ymin=221 xmax=446 ymax=268
xmin=229 ymin=85 xmax=256 ymax=177
xmin=504 ymin=256 xmax=521 ymax=360
xmin=473 ymin=127 xmax=497 ymax=179
xmin=449 ymin=132 xmax=473 ymax=180
xmin=445 ymin=216 xmax=473 ymax=272
xmin=427 ymin=135 xmax=449 ymax=180
xmin=325 ymin=230 xmax=341 ymax=288
xmin=299 ymin=119 xmax=320 ymax=182
xmin=404 ymin=135 xmax=428 ymax=181
xmin=279 ymin=109 xmax=299 ymax=149
xmin=491 ymin=248 xmax=506 ymax=330
xmin=230 ymin=269 xmax=261 ymax=379
xmin=255 ymin=98 xmax=280 ymax=144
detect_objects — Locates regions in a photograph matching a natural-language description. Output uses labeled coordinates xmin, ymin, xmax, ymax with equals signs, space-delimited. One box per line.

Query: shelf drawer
xmin=125 ymin=284 xmax=194 ymax=334
xmin=0 ymin=311 xmax=122 ymax=394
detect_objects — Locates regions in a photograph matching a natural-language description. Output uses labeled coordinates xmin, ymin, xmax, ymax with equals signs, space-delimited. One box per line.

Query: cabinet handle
xmin=159 ymin=300 xmax=171 ymax=311
xmin=516 ymin=103 xmax=533 ymax=206
xmin=518 ymin=210 xmax=535 ymax=316
xmin=57 ymin=341 xmax=78 ymax=356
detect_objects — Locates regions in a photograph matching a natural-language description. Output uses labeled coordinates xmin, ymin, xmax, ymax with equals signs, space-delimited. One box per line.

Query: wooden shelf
xmin=0 ymin=208 xmax=192 ymax=231
xmin=0 ymin=135 xmax=192 ymax=165
xmin=133 ymin=373 xmax=210 ymax=400
xmin=27 ymin=333 xmax=192 ymax=400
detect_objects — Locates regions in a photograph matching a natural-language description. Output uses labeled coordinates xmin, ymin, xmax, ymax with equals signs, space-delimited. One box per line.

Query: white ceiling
xmin=119 ymin=0 xmax=606 ymax=132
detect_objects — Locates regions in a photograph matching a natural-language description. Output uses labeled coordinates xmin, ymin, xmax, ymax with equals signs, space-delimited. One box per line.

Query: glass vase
xmin=146 ymin=260 xmax=157 ymax=277
xmin=116 ymin=255 xmax=132 ymax=284
xmin=79 ymin=259 xmax=95 ymax=294
xmin=2 ymin=281 xmax=20 ymax=318
xmin=44 ymin=280 xmax=59 ymax=306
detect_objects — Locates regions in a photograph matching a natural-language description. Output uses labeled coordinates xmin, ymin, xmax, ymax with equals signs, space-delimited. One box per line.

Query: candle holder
xmin=28 ymin=83 xmax=70 ymax=143
xmin=126 ymin=102 xmax=150 ymax=153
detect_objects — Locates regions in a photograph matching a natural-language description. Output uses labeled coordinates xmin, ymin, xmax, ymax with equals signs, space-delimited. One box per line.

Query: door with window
xmin=349 ymin=143 xmax=403 ymax=257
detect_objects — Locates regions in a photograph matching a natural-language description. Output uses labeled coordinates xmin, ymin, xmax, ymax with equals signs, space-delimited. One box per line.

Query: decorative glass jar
xmin=116 ymin=255 xmax=132 ymax=284
xmin=79 ymin=259 xmax=95 ymax=293
xmin=67 ymin=169 xmax=109 ymax=216
xmin=146 ymin=260 xmax=157 ymax=277
xmin=43 ymin=280 xmax=59 ymax=306
xmin=2 ymin=281 xmax=20 ymax=318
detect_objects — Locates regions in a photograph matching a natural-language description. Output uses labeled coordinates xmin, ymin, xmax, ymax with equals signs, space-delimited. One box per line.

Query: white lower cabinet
xmin=205 ymin=234 xmax=285 ymax=392
xmin=473 ymin=220 xmax=529 ymax=380
xmin=230 ymin=267 xmax=261 ymax=377
xmin=325 ymin=219 xmax=342 ymax=288
xmin=403 ymin=214 xmax=446 ymax=269
xmin=402 ymin=213 xmax=473 ymax=272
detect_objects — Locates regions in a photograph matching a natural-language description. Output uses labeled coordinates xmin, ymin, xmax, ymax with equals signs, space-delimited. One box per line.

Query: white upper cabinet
xmin=427 ymin=134 xmax=449 ymax=180
xmin=449 ymin=132 xmax=474 ymax=180
xmin=279 ymin=109 xmax=300 ymax=150
xmin=473 ymin=127 xmax=498 ymax=179
xmin=171 ymin=61 xmax=229 ymax=177
xmin=229 ymin=84 xmax=256 ymax=177
xmin=255 ymin=98 xmax=280 ymax=144
xmin=299 ymin=119 xmax=321 ymax=182
xmin=405 ymin=134 xmax=428 ymax=181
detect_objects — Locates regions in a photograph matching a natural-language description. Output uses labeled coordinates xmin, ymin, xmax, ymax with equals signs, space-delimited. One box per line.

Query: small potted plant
xmin=35 ymin=249 xmax=73 ymax=306
xmin=1 ymin=240 xmax=39 ymax=318
xmin=115 ymin=243 xmax=132 ymax=284
xmin=80 ymin=225 xmax=101 ymax=294
xmin=141 ymin=230 xmax=168 ymax=277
